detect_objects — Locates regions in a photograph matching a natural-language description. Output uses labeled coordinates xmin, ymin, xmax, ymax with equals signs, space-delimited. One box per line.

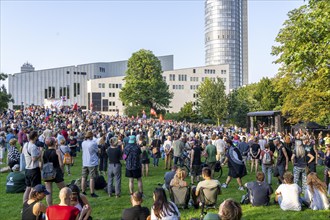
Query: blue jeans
xmin=174 ymin=156 xmax=182 ymax=166
xmin=262 ymin=164 xmax=273 ymax=185
xmin=153 ymin=157 xmax=159 ymax=166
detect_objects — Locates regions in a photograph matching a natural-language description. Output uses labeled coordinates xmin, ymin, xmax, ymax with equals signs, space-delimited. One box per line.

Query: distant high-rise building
xmin=205 ymin=0 xmax=248 ymax=89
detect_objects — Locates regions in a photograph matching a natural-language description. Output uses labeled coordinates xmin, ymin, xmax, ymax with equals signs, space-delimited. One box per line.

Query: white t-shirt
xmin=163 ymin=140 xmax=172 ymax=153
xmin=275 ymin=183 xmax=301 ymax=211
xmin=150 ymin=201 xmax=180 ymax=220
xmin=215 ymin=139 xmax=226 ymax=154
xmin=23 ymin=142 xmax=40 ymax=169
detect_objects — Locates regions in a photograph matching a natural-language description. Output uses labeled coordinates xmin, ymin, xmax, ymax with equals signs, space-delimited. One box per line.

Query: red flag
xmin=150 ymin=108 xmax=157 ymax=116
xmin=72 ymin=103 xmax=78 ymax=111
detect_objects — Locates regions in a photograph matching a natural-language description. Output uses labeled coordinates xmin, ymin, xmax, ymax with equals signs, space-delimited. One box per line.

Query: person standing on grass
xmin=324 ymin=143 xmax=330 ymax=189
xmin=59 ymin=138 xmax=71 ymax=176
xmin=106 ymin=137 xmax=122 ymax=198
xmin=291 ymin=141 xmax=313 ymax=193
xmin=163 ymin=135 xmax=173 ymax=170
xmin=250 ymin=137 xmax=261 ymax=173
xmin=22 ymin=130 xmax=42 ymax=204
xmin=42 ymin=137 xmax=65 ymax=206
xmin=124 ymin=135 xmax=143 ymax=195
xmin=221 ymin=139 xmax=247 ymax=191
xmin=151 ymin=135 xmax=161 ymax=167
xmin=190 ymin=140 xmax=202 ymax=184
xmin=140 ymin=139 xmax=150 ymax=177
xmin=205 ymin=140 xmax=217 ymax=178
xmin=275 ymin=171 xmax=302 ymax=211
xmin=273 ymin=137 xmax=289 ymax=184
xmin=171 ymin=135 xmax=185 ymax=166
xmin=260 ymin=143 xmax=274 ymax=185
xmin=237 ymin=137 xmax=249 ymax=166
xmin=81 ymin=131 xmax=99 ymax=198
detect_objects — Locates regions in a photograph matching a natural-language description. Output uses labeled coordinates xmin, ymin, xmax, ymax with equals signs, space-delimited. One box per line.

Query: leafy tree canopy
xmin=119 ymin=49 xmax=173 ymax=112
xmin=271 ymin=0 xmax=330 ymax=125
xmin=196 ymin=78 xmax=227 ymax=125
xmin=0 ymin=73 xmax=14 ymax=111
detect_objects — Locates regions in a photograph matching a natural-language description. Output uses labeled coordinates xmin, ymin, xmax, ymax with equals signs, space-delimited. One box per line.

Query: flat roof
xmin=247 ymin=111 xmax=281 ymax=117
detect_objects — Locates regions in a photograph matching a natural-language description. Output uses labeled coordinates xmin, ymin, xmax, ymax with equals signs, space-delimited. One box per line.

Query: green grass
xmin=0 ymin=153 xmax=329 ymax=220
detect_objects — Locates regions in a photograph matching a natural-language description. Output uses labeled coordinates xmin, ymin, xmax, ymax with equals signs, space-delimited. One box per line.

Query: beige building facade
xmin=87 ymin=65 xmax=229 ymax=115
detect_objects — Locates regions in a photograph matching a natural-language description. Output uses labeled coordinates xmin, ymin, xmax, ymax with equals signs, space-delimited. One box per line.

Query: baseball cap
xmin=34 ymin=184 xmax=50 ymax=195
xmin=128 ymin=135 xmax=136 ymax=144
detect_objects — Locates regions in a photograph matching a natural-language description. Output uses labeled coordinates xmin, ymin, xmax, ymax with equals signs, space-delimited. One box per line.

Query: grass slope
xmin=0 ymin=152 xmax=328 ymax=220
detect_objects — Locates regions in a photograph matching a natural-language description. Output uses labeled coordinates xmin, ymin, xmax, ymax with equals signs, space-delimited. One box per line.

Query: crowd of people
xmin=0 ymin=106 xmax=329 ymax=220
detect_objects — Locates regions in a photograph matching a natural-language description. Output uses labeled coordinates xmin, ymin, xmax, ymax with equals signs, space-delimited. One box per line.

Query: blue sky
xmin=0 ymin=0 xmax=305 ymax=83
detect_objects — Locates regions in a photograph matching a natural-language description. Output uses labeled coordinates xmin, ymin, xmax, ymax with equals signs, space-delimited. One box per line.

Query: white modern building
xmin=86 ymin=64 xmax=229 ymax=114
xmin=205 ymin=0 xmax=248 ymax=89
xmin=8 ymin=56 xmax=173 ymax=109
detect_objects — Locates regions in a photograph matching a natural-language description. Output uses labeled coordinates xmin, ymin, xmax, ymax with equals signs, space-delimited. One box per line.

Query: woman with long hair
xmin=170 ymin=168 xmax=188 ymax=187
xmin=304 ymin=172 xmax=329 ymax=210
xmin=291 ymin=141 xmax=313 ymax=193
xmin=98 ymin=133 xmax=108 ymax=175
xmin=69 ymin=184 xmax=92 ymax=220
xmin=42 ymin=137 xmax=65 ymax=206
xmin=150 ymin=188 xmax=180 ymax=220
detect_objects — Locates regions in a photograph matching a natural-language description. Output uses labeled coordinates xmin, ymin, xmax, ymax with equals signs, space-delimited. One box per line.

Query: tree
xmin=196 ymin=77 xmax=227 ymax=125
xmin=271 ymin=0 xmax=330 ymax=125
xmin=253 ymin=77 xmax=282 ymax=111
xmin=178 ymin=102 xmax=198 ymax=122
xmin=119 ymin=49 xmax=173 ymax=113
xmin=0 ymin=73 xmax=13 ymax=111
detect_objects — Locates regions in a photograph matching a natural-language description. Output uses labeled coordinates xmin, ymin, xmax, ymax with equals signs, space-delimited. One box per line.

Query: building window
xmin=44 ymin=89 xmax=48 ymax=99
xmin=74 ymin=83 xmax=77 ymax=97
xmin=66 ymin=71 xmax=70 ymax=74
xmin=163 ymin=76 xmax=166 ymax=81
xmin=221 ymin=70 xmax=226 ymax=75
xmin=193 ymin=69 xmax=196 ymax=73
xmin=109 ymin=92 xmax=115 ymax=97
xmin=81 ymin=72 xmax=87 ymax=75
xmin=99 ymin=67 xmax=105 ymax=72
xmin=170 ymin=74 xmax=175 ymax=81
xmin=102 ymin=93 xmax=105 ymax=97
xmin=67 ymin=86 xmax=70 ymax=99
xmin=102 ymin=83 xmax=105 ymax=88
xmin=77 ymin=83 xmax=80 ymax=95
xmin=74 ymin=72 xmax=76 ymax=75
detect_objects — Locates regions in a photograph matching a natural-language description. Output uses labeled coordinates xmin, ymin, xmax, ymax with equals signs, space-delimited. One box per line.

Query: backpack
xmin=61 ymin=148 xmax=72 ymax=165
xmin=42 ymin=151 xmax=56 ymax=181
xmin=262 ymin=150 xmax=272 ymax=165
xmin=95 ymin=175 xmax=107 ymax=190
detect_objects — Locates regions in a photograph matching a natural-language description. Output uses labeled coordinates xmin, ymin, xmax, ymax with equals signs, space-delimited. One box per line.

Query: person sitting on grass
xmin=6 ymin=164 xmax=25 ymax=193
xmin=304 ymin=172 xmax=329 ymax=210
xmin=150 ymin=187 xmax=180 ymax=220
xmin=163 ymin=166 xmax=177 ymax=190
xmin=69 ymin=184 xmax=92 ymax=220
xmin=203 ymin=199 xmax=242 ymax=220
xmin=244 ymin=171 xmax=273 ymax=206
xmin=46 ymin=187 xmax=87 ymax=220
xmin=170 ymin=168 xmax=188 ymax=187
xmin=192 ymin=167 xmax=221 ymax=209
xmin=275 ymin=171 xmax=302 ymax=211
xmin=22 ymin=184 xmax=48 ymax=220
xmin=121 ymin=191 xmax=150 ymax=220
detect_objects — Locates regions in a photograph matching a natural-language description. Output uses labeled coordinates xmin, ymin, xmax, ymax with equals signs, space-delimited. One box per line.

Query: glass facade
xmin=205 ymin=0 xmax=248 ymax=89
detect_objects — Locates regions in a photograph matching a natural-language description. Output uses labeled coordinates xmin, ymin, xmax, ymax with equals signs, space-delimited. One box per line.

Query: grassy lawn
xmin=0 ymin=152 xmax=328 ymax=220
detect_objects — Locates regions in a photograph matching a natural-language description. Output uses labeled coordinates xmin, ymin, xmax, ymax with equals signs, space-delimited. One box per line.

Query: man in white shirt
xmin=275 ymin=171 xmax=301 ymax=211
xmin=163 ymin=135 xmax=173 ymax=170
xmin=22 ymin=130 xmax=42 ymax=203
xmin=214 ymin=135 xmax=226 ymax=163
